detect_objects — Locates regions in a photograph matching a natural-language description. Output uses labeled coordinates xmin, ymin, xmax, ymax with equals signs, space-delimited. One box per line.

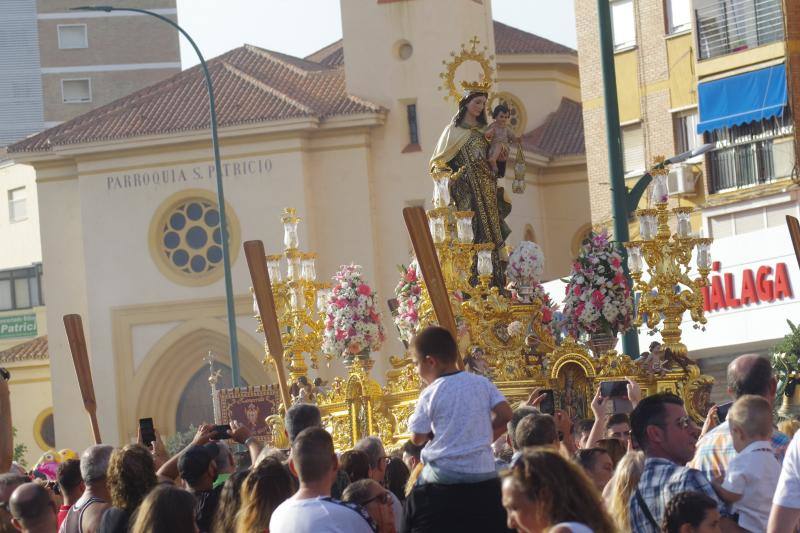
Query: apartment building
xmin=0 ymin=0 xmax=180 ymax=464
xmin=575 ymin=0 xmax=797 ymax=399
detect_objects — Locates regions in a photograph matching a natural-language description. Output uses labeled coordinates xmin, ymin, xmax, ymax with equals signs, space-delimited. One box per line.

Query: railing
xmin=707 ymin=140 xmax=776 ymax=193
xmin=695 ymin=0 xmax=784 ymax=60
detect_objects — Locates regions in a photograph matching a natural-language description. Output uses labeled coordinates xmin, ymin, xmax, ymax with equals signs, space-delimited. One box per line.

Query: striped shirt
xmin=689 ymin=421 xmax=790 ymax=480
xmin=629 ymin=457 xmax=722 ymax=533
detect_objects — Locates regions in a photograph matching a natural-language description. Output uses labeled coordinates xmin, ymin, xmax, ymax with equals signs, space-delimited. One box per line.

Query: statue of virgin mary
xmin=430 ymin=90 xmax=511 ymax=287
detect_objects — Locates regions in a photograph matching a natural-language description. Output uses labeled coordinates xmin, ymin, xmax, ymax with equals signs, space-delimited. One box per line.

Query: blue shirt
xmin=629 ymin=457 xmax=722 ymax=533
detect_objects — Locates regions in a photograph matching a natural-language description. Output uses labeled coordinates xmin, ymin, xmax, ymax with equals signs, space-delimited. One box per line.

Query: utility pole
xmin=596 ymin=0 xmax=640 ymax=357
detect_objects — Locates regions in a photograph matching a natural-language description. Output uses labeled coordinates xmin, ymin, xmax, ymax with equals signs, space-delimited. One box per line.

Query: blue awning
xmin=697 ymin=64 xmax=787 ymax=134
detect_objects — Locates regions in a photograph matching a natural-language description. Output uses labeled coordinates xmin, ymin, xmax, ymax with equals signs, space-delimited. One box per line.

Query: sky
xmin=175 ymin=0 xmax=577 ymax=69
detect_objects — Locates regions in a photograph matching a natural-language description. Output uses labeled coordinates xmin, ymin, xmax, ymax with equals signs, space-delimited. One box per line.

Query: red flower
xmin=542 ymin=308 xmax=552 ymax=322
xmin=357 ymin=284 xmax=372 ymax=296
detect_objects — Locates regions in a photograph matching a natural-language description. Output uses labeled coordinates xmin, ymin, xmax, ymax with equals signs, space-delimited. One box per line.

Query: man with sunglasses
xmin=355 ymin=436 xmax=402 ymax=532
xmin=343 ymin=479 xmax=397 ymax=533
xmin=629 ymin=393 xmax=736 ymax=533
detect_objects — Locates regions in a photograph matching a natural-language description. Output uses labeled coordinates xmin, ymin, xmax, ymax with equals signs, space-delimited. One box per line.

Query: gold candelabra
xmin=624 ymin=158 xmax=713 ymax=356
xmin=252 ymin=208 xmax=331 ymax=382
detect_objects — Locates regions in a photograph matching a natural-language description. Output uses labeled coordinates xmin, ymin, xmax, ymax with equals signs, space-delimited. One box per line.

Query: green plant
xmin=12 ymin=427 xmax=27 ymax=467
xmin=164 ymin=425 xmax=197 ymax=456
xmin=771 ymin=319 xmax=800 ymax=404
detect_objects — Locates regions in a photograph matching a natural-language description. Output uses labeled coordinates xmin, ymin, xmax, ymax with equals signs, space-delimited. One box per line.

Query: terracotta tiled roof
xmin=493 ymin=21 xmax=576 ymax=56
xmin=302 ymin=21 xmax=576 ymax=67
xmin=0 ymin=336 xmax=48 ymax=363
xmin=521 ymin=98 xmax=585 ymax=157
xmin=305 ymin=40 xmax=345 ymax=67
xmin=8 ymin=45 xmax=383 ymax=153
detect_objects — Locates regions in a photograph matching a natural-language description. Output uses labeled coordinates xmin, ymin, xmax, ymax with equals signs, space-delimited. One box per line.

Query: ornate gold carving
xmin=438 ymin=36 xmax=495 ymax=103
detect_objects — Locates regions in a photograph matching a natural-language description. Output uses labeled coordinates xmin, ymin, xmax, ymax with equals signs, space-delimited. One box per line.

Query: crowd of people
xmin=2 ymin=326 xmax=800 ymax=532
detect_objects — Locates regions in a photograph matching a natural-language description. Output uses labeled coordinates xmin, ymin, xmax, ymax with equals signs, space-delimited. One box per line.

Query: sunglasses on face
xmin=363 ymin=490 xmax=393 ymax=506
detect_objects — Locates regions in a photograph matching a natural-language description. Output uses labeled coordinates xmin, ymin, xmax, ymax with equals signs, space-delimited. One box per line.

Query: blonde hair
xmin=234 ymin=456 xmax=296 ymax=533
xmin=778 ymin=419 xmax=800 ymax=439
xmin=504 ymin=449 xmax=616 ymax=533
xmin=405 ymin=461 xmax=423 ymax=497
xmin=728 ymin=394 xmax=773 ymax=439
xmin=603 ymin=450 xmax=645 ymax=532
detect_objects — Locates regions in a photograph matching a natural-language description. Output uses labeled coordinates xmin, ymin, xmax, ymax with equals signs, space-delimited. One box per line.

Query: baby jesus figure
xmin=485 ymin=104 xmax=519 ymax=177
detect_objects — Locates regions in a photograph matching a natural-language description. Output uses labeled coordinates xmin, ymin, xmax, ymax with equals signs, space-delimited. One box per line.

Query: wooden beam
xmin=243 ymin=240 xmax=292 ymax=410
xmin=62 ymin=314 xmax=101 ymax=444
xmin=787 ymin=215 xmax=800 ymax=271
xmin=402 ymin=206 xmax=463 ymax=369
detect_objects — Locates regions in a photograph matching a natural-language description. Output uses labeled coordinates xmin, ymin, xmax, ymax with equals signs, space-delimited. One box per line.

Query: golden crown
xmin=438 ymin=36 xmax=496 ymax=104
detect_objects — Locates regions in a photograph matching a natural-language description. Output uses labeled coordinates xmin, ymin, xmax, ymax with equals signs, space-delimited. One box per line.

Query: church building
xmin=5 ymin=0 xmax=590 ymax=450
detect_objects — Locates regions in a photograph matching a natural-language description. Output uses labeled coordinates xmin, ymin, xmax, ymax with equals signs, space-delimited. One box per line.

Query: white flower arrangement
xmin=506 ymin=241 xmax=545 ymax=288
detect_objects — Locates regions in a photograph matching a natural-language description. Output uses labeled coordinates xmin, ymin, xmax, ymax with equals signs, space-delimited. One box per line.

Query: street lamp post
xmin=72 ymin=5 xmax=242 ymax=387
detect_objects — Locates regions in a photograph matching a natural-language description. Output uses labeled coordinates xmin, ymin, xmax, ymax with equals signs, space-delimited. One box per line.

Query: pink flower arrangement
xmin=322 ymin=264 xmax=385 ymax=357
xmin=561 ymin=230 xmax=633 ymax=337
xmin=393 ymin=260 xmax=422 ymax=343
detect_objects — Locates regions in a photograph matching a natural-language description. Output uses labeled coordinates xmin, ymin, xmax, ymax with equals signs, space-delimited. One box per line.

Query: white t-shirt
xmin=408 ymin=370 xmax=506 ymax=474
xmin=269 ymin=496 xmax=375 ymax=533
xmin=722 ymin=440 xmax=781 ymax=532
xmin=774 ymin=431 xmax=800 ymax=509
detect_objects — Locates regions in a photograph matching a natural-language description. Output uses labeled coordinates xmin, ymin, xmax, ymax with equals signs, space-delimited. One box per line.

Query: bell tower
xmin=340 ymin=0 xmax=494 ymax=114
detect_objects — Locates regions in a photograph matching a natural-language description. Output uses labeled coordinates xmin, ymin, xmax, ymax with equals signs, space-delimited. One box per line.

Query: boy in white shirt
xmin=408 ymin=326 xmax=513 ymax=484
xmin=711 ymin=394 xmax=781 ymax=533
xmin=270 ymin=427 xmax=376 ymax=533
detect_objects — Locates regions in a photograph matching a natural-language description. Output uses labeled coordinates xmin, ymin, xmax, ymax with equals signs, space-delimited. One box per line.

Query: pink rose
xmin=357 ymin=284 xmax=372 ymax=296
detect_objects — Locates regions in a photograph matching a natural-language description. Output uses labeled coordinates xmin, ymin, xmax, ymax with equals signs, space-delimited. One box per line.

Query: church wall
xmin=35 ymin=162 xmax=91 ymax=451
xmin=496 ymin=63 xmax=581 ymax=132
xmin=537 ymin=164 xmax=592 ymax=280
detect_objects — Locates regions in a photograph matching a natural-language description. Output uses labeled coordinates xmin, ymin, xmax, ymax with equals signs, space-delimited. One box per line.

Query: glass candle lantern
xmin=432 ymin=176 xmax=451 ymax=208
xmin=287 ymin=253 xmax=301 ymax=281
xmin=477 ymin=249 xmax=493 ymax=276
xmin=674 ymin=208 xmax=693 ymax=238
xmin=626 ymin=245 xmax=643 ymax=274
xmin=266 ymin=255 xmax=282 ymax=283
xmin=455 ymin=211 xmax=474 ymax=243
xmin=251 ymin=291 xmax=259 ymax=315
xmin=429 ymin=215 xmax=446 ymax=243
xmin=301 ymin=255 xmax=317 ymax=281
xmin=651 ymin=174 xmax=669 ymax=205
xmin=281 ymin=208 xmax=300 ymax=250
xmin=696 ymin=240 xmax=712 ymax=270
xmin=638 ymin=210 xmax=657 ymax=240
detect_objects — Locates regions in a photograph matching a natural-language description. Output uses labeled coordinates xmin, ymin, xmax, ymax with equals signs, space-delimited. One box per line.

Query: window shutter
xmin=611 ymin=0 xmax=636 ymax=49
xmin=622 ymin=124 xmax=645 ymax=174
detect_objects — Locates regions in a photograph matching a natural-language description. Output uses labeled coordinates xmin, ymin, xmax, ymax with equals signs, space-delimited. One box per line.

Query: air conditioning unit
xmin=667 ymin=163 xmax=696 ymax=196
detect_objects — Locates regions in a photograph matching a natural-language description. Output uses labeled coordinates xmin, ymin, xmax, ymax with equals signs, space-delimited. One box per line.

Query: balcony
xmin=695 ymin=0 xmax=784 ymax=60
xmin=706 ymin=117 xmax=795 ymax=194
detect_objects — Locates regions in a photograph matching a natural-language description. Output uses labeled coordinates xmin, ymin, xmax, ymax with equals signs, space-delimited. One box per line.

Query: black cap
xmin=178 ymin=443 xmax=219 ymax=484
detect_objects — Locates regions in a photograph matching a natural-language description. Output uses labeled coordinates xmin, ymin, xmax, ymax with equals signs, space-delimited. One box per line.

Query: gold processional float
xmin=249 ymin=38 xmax=715 ymax=451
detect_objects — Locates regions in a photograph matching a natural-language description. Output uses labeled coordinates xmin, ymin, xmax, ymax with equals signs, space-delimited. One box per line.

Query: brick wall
xmin=576 ymin=0 xmax=686 ymax=232
xmin=786 ymin=0 xmax=800 ymax=169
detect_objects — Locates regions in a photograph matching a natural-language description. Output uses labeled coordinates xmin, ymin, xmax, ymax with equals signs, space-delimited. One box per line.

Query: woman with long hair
xmin=211 ymin=470 xmax=248 ymax=533
xmin=129 ymin=484 xmax=197 ymax=533
xmin=235 ymin=456 xmax=296 ymax=533
xmin=603 ymin=451 xmax=645 ymax=532
xmin=98 ymin=444 xmax=157 ymax=533
xmin=501 ymin=449 xmax=615 ymax=533
xmin=384 ymin=457 xmax=409 ymax=503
